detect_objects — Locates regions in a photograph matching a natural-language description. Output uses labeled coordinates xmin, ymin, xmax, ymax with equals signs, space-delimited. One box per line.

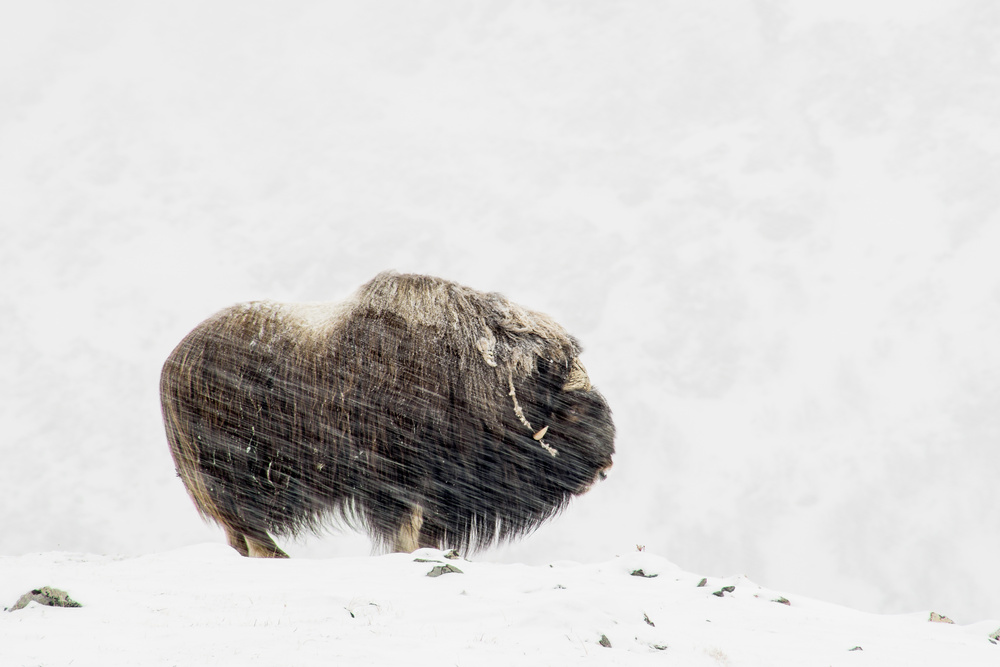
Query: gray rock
xmin=8 ymin=587 xmax=82 ymax=612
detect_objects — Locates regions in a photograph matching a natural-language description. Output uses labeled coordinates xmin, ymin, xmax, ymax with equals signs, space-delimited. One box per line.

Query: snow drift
xmin=4 ymin=546 xmax=998 ymax=666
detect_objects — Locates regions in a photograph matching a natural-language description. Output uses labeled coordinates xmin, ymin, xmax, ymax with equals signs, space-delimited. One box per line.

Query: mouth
xmin=595 ymin=463 xmax=612 ymax=484
xmin=578 ymin=465 xmax=612 ymax=495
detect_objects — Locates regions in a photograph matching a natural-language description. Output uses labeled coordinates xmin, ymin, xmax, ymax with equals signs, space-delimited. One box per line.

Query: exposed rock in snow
xmin=7 ymin=586 xmax=82 ymax=612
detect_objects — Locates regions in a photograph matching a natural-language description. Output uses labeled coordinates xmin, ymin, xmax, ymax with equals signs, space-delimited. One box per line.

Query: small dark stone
xmin=442 ymin=549 xmax=461 ymax=560
xmin=426 ymin=564 xmax=463 ymax=578
xmin=643 ymin=612 xmax=655 ymax=627
xmin=713 ymin=585 xmax=736 ymax=597
xmin=631 ymin=569 xmax=658 ymax=578
xmin=652 ymin=644 xmax=668 ymax=651
xmin=773 ymin=597 xmax=791 ymax=606
xmin=697 ymin=578 xmax=708 ymax=587
xmin=849 ymin=646 xmax=863 ymax=652
xmin=599 ymin=634 xmax=612 ymax=648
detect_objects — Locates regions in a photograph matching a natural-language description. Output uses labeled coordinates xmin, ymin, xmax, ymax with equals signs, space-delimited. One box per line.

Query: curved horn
xmin=562 ymin=357 xmax=593 ymax=392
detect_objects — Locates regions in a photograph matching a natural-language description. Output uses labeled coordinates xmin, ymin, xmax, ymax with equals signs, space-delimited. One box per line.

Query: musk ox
xmin=160 ymin=271 xmax=615 ymax=558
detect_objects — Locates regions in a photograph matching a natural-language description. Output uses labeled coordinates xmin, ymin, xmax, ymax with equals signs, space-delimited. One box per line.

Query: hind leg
xmin=246 ymin=531 xmax=289 ymax=558
xmin=225 ymin=525 xmax=250 ymax=557
xmin=223 ymin=523 xmax=288 ymax=558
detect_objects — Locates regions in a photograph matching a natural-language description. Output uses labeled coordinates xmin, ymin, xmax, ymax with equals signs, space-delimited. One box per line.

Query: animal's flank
xmin=160 ymin=271 xmax=615 ymax=557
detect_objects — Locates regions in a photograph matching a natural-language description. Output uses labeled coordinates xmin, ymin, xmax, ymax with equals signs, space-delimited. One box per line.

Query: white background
xmin=2 ymin=0 xmax=998 ymax=623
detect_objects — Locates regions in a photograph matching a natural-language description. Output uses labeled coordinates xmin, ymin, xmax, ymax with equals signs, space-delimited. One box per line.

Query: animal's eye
xmin=553 ymin=404 xmax=582 ymax=424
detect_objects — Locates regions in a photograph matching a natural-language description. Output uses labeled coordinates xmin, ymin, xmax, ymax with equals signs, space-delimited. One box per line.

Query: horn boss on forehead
xmin=160 ymin=271 xmax=615 ymax=557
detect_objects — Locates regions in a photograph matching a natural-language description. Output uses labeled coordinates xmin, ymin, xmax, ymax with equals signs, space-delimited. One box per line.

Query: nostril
xmin=599 ymin=470 xmax=608 ymax=481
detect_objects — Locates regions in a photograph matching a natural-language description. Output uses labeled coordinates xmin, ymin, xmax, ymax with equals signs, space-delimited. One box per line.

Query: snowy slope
xmin=2 ymin=0 xmax=999 ymax=627
xmin=4 ymin=546 xmax=998 ymax=666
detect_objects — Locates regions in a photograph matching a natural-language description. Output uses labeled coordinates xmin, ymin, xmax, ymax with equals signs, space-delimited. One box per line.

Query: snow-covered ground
xmin=4 ymin=546 xmax=998 ymax=666
xmin=2 ymin=0 xmax=1000 ymax=653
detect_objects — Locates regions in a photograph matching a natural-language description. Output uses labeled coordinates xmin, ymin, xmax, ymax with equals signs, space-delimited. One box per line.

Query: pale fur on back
xmin=270 ymin=271 xmax=582 ymax=430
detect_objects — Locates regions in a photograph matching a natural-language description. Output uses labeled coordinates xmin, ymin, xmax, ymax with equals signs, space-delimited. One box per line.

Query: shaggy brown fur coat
xmin=161 ymin=272 xmax=615 ymax=557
